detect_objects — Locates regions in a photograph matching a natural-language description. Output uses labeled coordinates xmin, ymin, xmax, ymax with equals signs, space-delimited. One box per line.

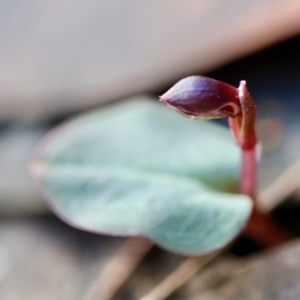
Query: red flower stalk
xmin=160 ymin=76 xmax=257 ymax=151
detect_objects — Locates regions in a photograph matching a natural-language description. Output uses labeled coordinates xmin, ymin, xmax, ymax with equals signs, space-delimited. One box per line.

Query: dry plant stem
xmin=139 ymin=250 xmax=222 ymax=300
xmin=84 ymin=237 xmax=153 ymax=300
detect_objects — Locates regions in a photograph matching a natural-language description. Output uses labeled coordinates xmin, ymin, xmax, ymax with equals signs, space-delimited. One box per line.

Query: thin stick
xmin=84 ymin=237 xmax=153 ymax=300
xmin=259 ymin=157 xmax=300 ymax=211
xmin=139 ymin=250 xmax=222 ymax=300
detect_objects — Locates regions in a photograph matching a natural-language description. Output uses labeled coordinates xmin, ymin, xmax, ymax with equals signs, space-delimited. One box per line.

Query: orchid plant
xmin=30 ymin=76 xmax=288 ymax=257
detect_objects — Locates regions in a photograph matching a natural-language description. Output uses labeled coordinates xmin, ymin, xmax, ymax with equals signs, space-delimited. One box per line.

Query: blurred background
xmin=2 ymin=0 xmax=300 ymax=299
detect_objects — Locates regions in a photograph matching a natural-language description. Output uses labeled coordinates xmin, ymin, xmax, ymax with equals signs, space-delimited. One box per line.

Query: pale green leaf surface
xmin=31 ymin=99 xmax=252 ymax=255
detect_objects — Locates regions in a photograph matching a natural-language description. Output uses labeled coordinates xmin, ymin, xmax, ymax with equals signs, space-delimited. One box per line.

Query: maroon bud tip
xmin=160 ymin=76 xmax=241 ymax=120
xmin=159 ymin=96 xmax=166 ymax=103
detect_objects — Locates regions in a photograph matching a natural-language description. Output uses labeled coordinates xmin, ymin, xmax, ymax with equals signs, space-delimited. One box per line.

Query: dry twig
xmin=84 ymin=237 xmax=153 ymax=300
xmin=258 ymin=158 xmax=300 ymax=211
xmin=139 ymin=251 xmax=222 ymax=300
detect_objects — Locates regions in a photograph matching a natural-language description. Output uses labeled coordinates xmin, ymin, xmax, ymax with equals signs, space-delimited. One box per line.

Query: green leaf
xmin=30 ymin=99 xmax=252 ymax=255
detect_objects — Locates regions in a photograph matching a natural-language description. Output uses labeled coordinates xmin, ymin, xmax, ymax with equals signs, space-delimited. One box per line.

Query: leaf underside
xmin=30 ymin=98 xmax=252 ymax=255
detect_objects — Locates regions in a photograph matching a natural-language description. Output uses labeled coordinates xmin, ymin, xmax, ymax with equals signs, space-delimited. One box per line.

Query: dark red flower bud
xmin=159 ymin=76 xmax=241 ymax=120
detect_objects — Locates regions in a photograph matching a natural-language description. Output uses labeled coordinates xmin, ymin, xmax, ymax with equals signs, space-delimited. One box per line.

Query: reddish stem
xmin=234 ymin=81 xmax=290 ymax=247
xmin=239 ymin=144 xmax=290 ymax=247
xmin=240 ymin=148 xmax=257 ymax=201
xmin=247 ymin=207 xmax=290 ymax=247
